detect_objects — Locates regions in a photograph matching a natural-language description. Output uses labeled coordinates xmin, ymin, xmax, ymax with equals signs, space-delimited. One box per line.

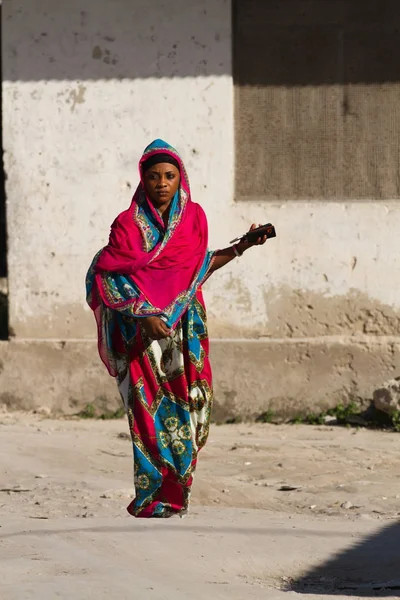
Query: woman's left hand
xmin=141 ymin=316 xmax=171 ymax=340
xmin=237 ymin=223 xmax=268 ymax=254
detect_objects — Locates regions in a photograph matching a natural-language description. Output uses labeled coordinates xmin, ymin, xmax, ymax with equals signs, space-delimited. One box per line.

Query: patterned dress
xmin=116 ymin=292 xmax=212 ymax=517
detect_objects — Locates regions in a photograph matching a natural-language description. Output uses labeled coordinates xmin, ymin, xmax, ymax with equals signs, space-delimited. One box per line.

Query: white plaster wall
xmin=3 ymin=0 xmax=400 ymax=342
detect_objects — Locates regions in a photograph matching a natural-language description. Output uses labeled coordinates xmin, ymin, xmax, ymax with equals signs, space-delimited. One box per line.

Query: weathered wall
xmin=2 ymin=0 xmax=400 ymax=417
xmin=3 ymin=0 xmax=233 ymax=339
xmin=1 ymin=337 xmax=400 ymax=420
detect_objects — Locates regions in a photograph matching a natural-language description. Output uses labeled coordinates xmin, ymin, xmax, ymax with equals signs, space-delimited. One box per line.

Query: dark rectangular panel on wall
xmin=0 ymin=4 xmax=7 ymax=276
xmin=234 ymin=0 xmax=400 ymax=200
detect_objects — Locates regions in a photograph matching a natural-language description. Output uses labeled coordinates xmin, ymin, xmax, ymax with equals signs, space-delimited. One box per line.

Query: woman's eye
xmin=167 ymin=174 xmax=175 ymax=180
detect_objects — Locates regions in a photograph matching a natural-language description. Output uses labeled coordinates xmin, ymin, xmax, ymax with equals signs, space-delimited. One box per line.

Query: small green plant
xmin=225 ymin=416 xmax=242 ymax=425
xmin=304 ymin=412 xmax=325 ymax=425
xmin=391 ymin=410 xmax=400 ymax=432
xmin=290 ymin=401 xmax=361 ymax=427
xmin=255 ymin=410 xmax=275 ymax=423
xmin=77 ymin=403 xmax=96 ymax=419
xmin=290 ymin=413 xmax=324 ymax=425
xmin=99 ymin=407 xmax=125 ymax=420
xmin=291 ymin=415 xmax=305 ymax=425
xmin=75 ymin=404 xmax=125 ymax=420
xmin=327 ymin=401 xmax=360 ymax=424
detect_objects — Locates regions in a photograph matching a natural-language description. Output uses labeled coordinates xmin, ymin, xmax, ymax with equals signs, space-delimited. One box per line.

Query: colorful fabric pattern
xmin=86 ymin=140 xmax=215 ymax=517
xmin=117 ymin=293 xmax=212 ymax=518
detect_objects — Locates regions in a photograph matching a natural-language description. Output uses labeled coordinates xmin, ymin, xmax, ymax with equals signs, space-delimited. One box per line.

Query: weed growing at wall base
xmin=255 ymin=410 xmax=276 ymax=424
xmin=75 ymin=403 xmax=125 ymax=420
xmin=289 ymin=401 xmax=400 ymax=432
xmin=391 ymin=410 xmax=400 ymax=432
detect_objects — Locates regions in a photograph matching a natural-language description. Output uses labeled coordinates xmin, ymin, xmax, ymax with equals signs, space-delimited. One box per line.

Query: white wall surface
xmin=3 ymin=0 xmax=400 ymax=342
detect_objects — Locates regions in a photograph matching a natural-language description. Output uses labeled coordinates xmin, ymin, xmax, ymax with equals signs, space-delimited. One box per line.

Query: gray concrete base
xmin=210 ymin=337 xmax=400 ymax=421
xmin=0 ymin=339 xmax=118 ymax=414
xmin=0 ymin=337 xmax=399 ymax=419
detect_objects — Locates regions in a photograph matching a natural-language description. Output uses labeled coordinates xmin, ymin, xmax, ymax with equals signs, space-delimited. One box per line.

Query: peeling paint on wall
xmin=264 ymin=288 xmax=400 ymax=338
xmin=67 ymin=84 xmax=87 ymax=112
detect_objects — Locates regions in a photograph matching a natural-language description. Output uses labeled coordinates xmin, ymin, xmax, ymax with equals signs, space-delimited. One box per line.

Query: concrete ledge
xmin=210 ymin=337 xmax=400 ymax=420
xmin=0 ymin=338 xmax=399 ymax=419
xmin=0 ymin=340 xmax=117 ymax=414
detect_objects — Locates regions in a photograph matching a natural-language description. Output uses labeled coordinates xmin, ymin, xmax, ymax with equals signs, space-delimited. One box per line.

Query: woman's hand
xmin=236 ymin=223 xmax=268 ymax=254
xmin=141 ymin=316 xmax=171 ymax=340
xmin=207 ymin=224 xmax=269 ymax=276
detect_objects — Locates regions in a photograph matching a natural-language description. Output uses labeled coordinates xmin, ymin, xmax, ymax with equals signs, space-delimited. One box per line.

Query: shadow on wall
xmin=234 ymin=0 xmax=400 ymax=86
xmin=4 ymin=0 xmax=400 ymax=84
xmin=0 ymin=292 xmax=8 ymax=340
xmin=291 ymin=521 xmax=400 ymax=596
xmin=0 ymin=4 xmax=6 ymax=278
xmin=3 ymin=0 xmax=230 ymax=81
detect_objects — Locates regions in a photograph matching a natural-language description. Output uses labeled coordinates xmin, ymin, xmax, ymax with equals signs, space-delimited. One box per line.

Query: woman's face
xmin=143 ymin=163 xmax=180 ymax=209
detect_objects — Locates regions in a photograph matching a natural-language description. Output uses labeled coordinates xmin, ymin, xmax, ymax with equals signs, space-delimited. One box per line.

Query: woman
xmin=86 ymin=139 xmax=266 ymax=518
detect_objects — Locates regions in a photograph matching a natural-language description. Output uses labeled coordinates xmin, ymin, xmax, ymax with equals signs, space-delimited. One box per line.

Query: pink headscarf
xmin=88 ymin=139 xmax=212 ymax=337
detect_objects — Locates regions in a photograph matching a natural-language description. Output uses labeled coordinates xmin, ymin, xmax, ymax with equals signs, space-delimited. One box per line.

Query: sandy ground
xmin=1 ymin=411 xmax=400 ymax=599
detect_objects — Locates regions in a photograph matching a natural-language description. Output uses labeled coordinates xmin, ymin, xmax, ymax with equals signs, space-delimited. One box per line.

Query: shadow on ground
xmin=290 ymin=521 xmax=400 ymax=596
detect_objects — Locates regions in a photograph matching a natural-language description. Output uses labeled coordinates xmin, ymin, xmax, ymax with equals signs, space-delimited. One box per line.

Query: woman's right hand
xmin=141 ymin=316 xmax=171 ymax=340
xmin=236 ymin=223 xmax=268 ymax=254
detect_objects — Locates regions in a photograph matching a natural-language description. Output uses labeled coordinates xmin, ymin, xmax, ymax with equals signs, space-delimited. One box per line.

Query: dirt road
xmin=1 ymin=412 xmax=399 ymax=599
